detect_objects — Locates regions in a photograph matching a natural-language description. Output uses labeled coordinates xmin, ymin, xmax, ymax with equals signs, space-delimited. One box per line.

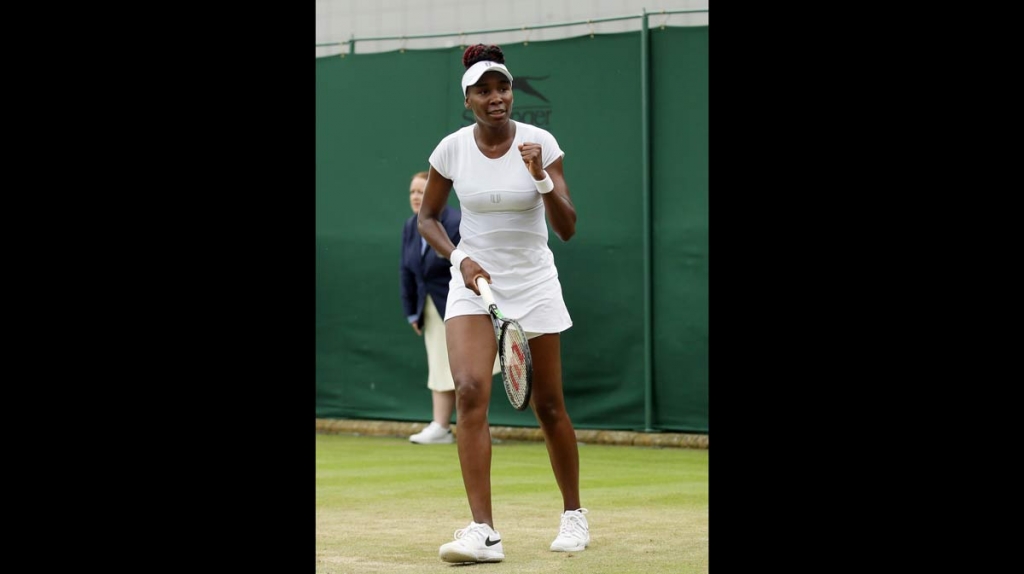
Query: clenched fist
xmin=518 ymin=142 xmax=545 ymax=180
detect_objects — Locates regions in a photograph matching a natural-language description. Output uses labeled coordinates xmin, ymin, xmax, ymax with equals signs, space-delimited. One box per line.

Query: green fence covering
xmin=316 ymin=26 xmax=708 ymax=432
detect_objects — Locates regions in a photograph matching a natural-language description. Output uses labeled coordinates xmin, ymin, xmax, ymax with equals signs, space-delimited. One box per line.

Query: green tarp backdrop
xmin=316 ymin=27 xmax=707 ymax=433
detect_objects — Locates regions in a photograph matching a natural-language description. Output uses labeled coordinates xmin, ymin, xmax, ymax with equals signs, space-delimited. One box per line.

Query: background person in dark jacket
xmin=401 ymin=170 xmax=463 ymax=444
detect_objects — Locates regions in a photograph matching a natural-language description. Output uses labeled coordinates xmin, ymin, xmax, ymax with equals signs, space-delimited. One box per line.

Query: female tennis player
xmin=416 ymin=43 xmax=589 ymax=563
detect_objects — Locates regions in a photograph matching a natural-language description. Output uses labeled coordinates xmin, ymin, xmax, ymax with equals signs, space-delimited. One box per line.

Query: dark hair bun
xmin=462 ymin=44 xmax=505 ymax=68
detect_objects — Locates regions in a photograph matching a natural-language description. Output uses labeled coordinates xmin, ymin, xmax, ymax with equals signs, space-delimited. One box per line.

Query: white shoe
xmin=550 ymin=508 xmax=589 ymax=552
xmin=409 ymin=422 xmax=453 ymax=444
xmin=439 ymin=522 xmax=504 ymax=563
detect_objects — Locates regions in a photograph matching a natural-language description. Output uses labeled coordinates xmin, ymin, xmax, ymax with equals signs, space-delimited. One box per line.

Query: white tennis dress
xmin=428 ymin=120 xmax=572 ymax=334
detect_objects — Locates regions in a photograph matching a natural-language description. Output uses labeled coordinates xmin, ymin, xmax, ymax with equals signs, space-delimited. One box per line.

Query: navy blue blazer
xmin=401 ymin=207 xmax=461 ymax=328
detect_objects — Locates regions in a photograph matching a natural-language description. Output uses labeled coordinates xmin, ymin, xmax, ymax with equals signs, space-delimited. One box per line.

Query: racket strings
xmin=501 ymin=323 xmax=530 ymax=406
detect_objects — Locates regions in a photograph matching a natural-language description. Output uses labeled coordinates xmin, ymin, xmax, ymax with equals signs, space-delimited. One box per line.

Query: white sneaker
xmin=550 ymin=508 xmax=589 ymax=552
xmin=439 ymin=522 xmax=504 ymax=563
xmin=409 ymin=422 xmax=453 ymax=444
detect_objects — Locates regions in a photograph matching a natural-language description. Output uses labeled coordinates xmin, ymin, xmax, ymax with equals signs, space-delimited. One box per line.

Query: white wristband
xmin=449 ymin=248 xmax=468 ymax=271
xmin=534 ymin=171 xmax=554 ymax=194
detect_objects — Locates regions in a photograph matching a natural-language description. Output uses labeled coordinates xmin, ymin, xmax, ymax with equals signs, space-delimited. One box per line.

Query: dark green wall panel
xmin=317 ymin=28 xmax=706 ymax=432
xmin=651 ymin=26 xmax=709 ymax=432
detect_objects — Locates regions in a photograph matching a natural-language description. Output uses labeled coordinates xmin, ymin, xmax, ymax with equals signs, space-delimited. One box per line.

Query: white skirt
xmin=444 ymin=267 xmax=572 ymax=335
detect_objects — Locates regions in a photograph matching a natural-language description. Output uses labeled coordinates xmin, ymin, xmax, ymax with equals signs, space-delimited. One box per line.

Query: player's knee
xmin=453 ymin=376 xmax=488 ymax=409
xmin=533 ymin=397 xmax=566 ymax=424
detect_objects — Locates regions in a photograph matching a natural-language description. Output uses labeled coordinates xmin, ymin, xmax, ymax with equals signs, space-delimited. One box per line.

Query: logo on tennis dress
xmin=485 ymin=537 xmax=501 ymax=546
xmin=490 ymin=194 xmax=501 ymax=204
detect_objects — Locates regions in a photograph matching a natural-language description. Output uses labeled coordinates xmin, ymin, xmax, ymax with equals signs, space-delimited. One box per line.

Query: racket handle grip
xmin=475 ymin=277 xmax=495 ymax=306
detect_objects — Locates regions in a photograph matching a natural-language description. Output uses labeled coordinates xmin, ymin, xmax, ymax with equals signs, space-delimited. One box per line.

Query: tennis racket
xmin=475 ymin=277 xmax=533 ymax=410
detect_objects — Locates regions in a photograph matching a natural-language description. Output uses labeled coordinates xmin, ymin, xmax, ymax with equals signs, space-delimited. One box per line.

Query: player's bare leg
xmin=446 ymin=314 xmax=500 ymax=527
xmin=528 ymin=334 xmax=580 ymax=511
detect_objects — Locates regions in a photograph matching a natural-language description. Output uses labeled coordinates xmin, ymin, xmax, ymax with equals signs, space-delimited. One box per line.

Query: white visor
xmin=461 ymin=61 xmax=514 ymax=96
